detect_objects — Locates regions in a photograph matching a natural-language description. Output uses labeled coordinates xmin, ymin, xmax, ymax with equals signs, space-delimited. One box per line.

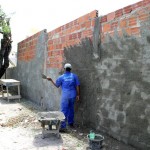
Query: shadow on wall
xmin=63 ymin=18 xmax=150 ymax=149
xmin=63 ymin=38 xmax=102 ymax=128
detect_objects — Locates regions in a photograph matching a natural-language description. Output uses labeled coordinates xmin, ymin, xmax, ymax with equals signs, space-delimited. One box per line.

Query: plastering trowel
xmin=42 ymin=74 xmax=47 ymax=79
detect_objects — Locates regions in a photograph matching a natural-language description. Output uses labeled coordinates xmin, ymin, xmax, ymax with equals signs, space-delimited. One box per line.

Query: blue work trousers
xmin=60 ymin=97 xmax=75 ymax=129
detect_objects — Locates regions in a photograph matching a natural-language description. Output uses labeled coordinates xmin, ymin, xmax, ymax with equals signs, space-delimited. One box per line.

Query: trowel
xmin=42 ymin=74 xmax=47 ymax=79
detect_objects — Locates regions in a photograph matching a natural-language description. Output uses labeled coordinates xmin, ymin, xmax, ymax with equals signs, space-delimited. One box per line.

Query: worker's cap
xmin=64 ymin=63 xmax=72 ymax=69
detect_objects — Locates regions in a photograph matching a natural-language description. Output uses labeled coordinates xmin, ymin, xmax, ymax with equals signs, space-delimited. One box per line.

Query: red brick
xmin=81 ymin=23 xmax=86 ymax=28
xmin=69 ymin=21 xmax=74 ymax=27
xmin=123 ymin=5 xmax=132 ymax=14
xmin=32 ymin=39 xmax=37 ymax=46
xmin=55 ymin=44 xmax=62 ymax=49
xmin=126 ymin=28 xmax=132 ymax=35
xmin=71 ymin=27 xmax=76 ymax=33
xmin=83 ymin=14 xmax=90 ymax=21
xmin=85 ymin=21 xmax=91 ymax=28
xmin=146 ymin=5 xmax=150 ymax=11
xmin=120 ymin=19 xmax=127 ymax=28
xmin=78 ymin=16 xmax=84 ymax=24
xmin=54 ymin=56 xmax=63 ymax=63
xmin=66 ymin=29 xmax=71 ymax=34
xmin=131 ymin=27 xmax=140 ymax=35
xmin=29 ymin=41 xmax=32 ymax=46
xmin=48 ymin=30 xmax=55 ymax=38
xmin=29 ymin=50 xmax=35 ymax=56
xmin=48 ymin=57 xmax=54 ymax=63
xmin=65 ymin=35 xmax=69 ymax=41
xmin=28 ymin=37 xmax=32 ymax=41
xmin=61 ymin=37 xmax=65 ymax=43
xmin=56 ymin=27 xmax=61 ymax=33
xmin=71 ymin=41 xmax=75 ymax=46
xmin=138 ymin=13 xmax=149 ymax=21
xmin=74 ymin=39 xmax=80 ymax=45
xmin=50 ymin=50 xmax=61 ymax=56
xmin=73 ymin=19 xmax=78 ymax=25
xmin=62 ymin=43 xmax=67 ymax=48
xmin=103 ymin=23 xmax=111 ymax=32
xmin=101 ymin=15 xmax=107 ymax=23
xmin=75 ymin=25 xmax=80 ymax=31
xmin=48 ymin=40 xmax=53 ymax=45
xmin=31 ymin=45 xmax=36 ymax=51
xmin=57 ymin=63 xmax=63 ymax=69
xmin=59 ymin=44 xmax=62 ymax=49
xmin=92 ymin=20 xmax=95 ymax=27
xmin=54 ymin=38 xmax=61 ymax=44
xmin=107 ymin=12 xmax=115 ymax=21
xmin=72 ymin=33 xmax=77 ymax=39
xmin=69 ymin=34 xmax=72 ymax=40
xmin=48 ymin=51 xmax=52 ymax=57
xmin=143 ymin=0 xmax=150 ymax=6
xmin=132 ymin=1 xmax=143 ymax=10
xmin=111 ymin=22 xmax=118 ymax=30
xmin=60 ymin=50 xmax=64 ymax=55
xmin=128 ymin=17 xmax=137 ymax=26
xmin=89 ymin=10 xmax=98 ymax=18
xmin=48 ymin=63 xmax=62 ymax=69
xmin=115 ymin=9 xmax=123 ymax=19
xmin=25 ymin=43 xmax=28 ymax=47
xmin=137 ymin=9 xmax=146 ymax=15
xmin=78 ymin=32 xmax=82 ymax=38
xmin=61 ymin=25 xmax=65 ymax=30
xmin=82 ymin=29 xmax=93 ymax=37
xmin=49 ymin=45 xmax=54 ymax=51
xmin=34 ymin=32 xmax=40 ymax=38
xmin=48 ymin=63 xmax=58 ymax=68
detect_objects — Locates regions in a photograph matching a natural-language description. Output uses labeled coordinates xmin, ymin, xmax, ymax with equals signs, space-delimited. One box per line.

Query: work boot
xmin=69 ymin=123 xmax=74 ymax=128
xmin=59 ymin=128 xmax=67 ymax=133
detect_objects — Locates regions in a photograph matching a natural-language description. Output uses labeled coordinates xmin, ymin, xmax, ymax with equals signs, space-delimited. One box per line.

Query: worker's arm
xmin=47 ymin=77 xmax=59 ymax=88
xmin=76 ymin=85 xmax=80 ymax=101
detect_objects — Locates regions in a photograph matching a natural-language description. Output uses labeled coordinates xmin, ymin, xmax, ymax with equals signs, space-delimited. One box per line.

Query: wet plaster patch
xmin=63 ymin=18 xmax=150 ymax=149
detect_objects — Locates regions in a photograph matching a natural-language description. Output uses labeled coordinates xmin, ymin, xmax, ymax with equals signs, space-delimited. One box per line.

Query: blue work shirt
xmin=55 ymin=71 xmax=80 ymax=99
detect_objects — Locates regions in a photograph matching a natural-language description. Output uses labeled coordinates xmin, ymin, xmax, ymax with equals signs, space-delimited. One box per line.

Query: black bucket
xmin=87 ymin=134 xmax=104 ymax=150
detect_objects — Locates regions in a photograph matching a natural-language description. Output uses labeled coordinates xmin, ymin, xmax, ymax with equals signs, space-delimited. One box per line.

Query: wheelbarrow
xmin=37 ymin=111 xmax=65 ymax=139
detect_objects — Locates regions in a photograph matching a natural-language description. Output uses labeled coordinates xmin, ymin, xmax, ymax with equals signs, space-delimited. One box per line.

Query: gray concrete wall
xmin=63 ymin=18 xmax=150 ymax=149
xmin=7 ymin=30 xmax=60 ymax=111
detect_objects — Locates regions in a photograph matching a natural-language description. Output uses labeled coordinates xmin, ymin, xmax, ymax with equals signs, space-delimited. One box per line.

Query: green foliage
xmin=2 ymin=21 xmax=11 ymax=34
xmin=0 ymin=6 xmax=11 ymax=35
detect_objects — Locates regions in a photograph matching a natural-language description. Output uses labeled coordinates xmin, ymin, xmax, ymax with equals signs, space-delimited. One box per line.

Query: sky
xmin=0 ymin=0 xmax=140 ymax=52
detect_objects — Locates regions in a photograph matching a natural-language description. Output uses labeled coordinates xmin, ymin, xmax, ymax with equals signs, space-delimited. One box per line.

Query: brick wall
xmin=101 ymin=0 xmax=150 ymax=42
xmin=17 ymin=0 xmax=150 ymax=65
xmin=46 ymin=10 xmax=98 ymax=69
xmin=18 ymin=31 xmax=41 ymax=62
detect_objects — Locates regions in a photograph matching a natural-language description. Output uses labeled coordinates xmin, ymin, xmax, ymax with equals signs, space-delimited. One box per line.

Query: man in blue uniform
xmin=47 ymin=63 xmax=80 ymax=131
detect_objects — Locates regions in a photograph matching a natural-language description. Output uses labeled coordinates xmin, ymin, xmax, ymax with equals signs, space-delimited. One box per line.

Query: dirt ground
xmin=0 ymin=97 xmax=137 ymax=150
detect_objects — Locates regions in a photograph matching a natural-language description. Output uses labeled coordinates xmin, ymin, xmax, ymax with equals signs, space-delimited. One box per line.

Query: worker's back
xmin=56 ymin=71 xmax=80 ymax=98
